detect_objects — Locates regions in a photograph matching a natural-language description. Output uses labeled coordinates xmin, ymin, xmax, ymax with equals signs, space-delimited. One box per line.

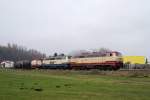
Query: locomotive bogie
xmin=41 ymin=64 xmax=70 ymax=69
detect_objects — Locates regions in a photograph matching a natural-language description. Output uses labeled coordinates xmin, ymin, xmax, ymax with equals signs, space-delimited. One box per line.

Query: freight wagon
xmin=14 ymin=60 xmax=31 ymax=69
xmin=31 ymin=60 xmax=42 ymax=69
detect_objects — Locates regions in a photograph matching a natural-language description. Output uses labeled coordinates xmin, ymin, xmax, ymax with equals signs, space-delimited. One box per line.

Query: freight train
xmin=14 ymin=51 xmax=123 ymax=70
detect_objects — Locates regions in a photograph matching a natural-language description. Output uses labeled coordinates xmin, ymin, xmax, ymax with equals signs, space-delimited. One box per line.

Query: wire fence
xmin=122 ymin=64 xmax=150 ymax=70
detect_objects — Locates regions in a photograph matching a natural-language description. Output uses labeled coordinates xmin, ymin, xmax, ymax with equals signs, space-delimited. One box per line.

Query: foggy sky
xmin=0 ymin=0 xmax=150 ymax=58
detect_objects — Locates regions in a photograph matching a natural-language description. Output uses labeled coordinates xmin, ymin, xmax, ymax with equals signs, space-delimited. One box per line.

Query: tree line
xmin=0 ymin=43 xmax=46 ymax=62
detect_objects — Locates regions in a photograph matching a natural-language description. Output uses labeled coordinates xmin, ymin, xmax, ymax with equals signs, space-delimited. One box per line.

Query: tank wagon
xmin=14 ymin=60 xmax=31 ymax=69
xmin=31 ymin=60 xmax=42 ymax=69
xmin=30 ymin=51 xmax=123 ymax=70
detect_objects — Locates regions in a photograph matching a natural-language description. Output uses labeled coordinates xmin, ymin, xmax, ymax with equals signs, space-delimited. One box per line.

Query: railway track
xmin=119 ymin=69 xmax=150 ymax=71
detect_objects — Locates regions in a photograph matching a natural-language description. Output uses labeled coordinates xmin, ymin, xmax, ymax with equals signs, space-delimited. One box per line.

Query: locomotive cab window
xmin=106 ymin=53 xmax=112 ymax=56
xmin=116 ymin=52 xmax=122 ymax=56
xmin=110 ymin=53 xmax=113 ymax=56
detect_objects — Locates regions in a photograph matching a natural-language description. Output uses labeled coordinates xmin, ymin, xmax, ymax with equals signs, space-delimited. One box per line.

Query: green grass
xmin=0 ymin=69 xmax=150 ymax=100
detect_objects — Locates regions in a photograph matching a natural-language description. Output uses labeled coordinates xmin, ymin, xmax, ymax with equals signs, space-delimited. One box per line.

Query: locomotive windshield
xmin=116 ymin=52 xmax=122 ymax=56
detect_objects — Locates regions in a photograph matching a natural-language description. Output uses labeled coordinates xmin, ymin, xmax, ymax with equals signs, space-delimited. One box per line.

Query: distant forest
xmin=0 ymin=44 xmax=46 ymax=62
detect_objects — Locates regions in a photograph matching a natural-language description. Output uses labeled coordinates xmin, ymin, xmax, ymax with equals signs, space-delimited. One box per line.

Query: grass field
xmin=0 ymin=69 xmax=150 ymax=100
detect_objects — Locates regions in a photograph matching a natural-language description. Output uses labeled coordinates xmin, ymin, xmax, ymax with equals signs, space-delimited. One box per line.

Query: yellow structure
xmin=123 ymin=56 xmax=146 ymax=64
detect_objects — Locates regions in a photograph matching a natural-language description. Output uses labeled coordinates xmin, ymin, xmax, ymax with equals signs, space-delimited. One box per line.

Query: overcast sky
xmin=0 ymin=0 xmax=150 ymax=58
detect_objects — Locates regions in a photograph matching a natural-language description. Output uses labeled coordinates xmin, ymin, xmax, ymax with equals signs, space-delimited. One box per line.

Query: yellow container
xmin=123 ymin=56 xmax=146 ymax=64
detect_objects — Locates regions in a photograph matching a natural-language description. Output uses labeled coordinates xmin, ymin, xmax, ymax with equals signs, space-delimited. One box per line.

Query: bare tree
xmin=0 ymin=43 xmax=46 ymax=61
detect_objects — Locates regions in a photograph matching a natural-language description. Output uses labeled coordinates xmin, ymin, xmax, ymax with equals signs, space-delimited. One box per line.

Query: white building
xmin=0 ymin=61 xmax=14 ymax=68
